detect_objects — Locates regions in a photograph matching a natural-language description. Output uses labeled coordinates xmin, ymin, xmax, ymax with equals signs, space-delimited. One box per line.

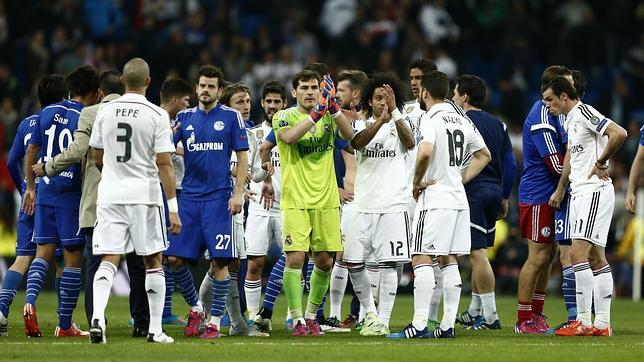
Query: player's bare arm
xmin=157 ymin=151 xmax=181 ymax=235
xmin=259 ymin=139 xmax=275 ymax=176
xmin=230 ymin=150 xmax=248 ymax=215
xmin=351 ymin=108 xmax=388 ymax=150
xmin=94 ymin=147 xmax=104 ymax=171
xmin=413 ymin=142 xmax=433 ymax=201
xmin=589 ymin=122 xmax=627 ymax=181
xmin=625 ymin=143 xmax=644 ymax=214
xmin=21 ymin=143 xmax=40 ymax=215
xmin=549 ymin=149 xmax=571 ymax=209
xmin=461 ymin=146 xmax=491 ymax=184
xmin=333 ymin=109 xmax=355 ymax=141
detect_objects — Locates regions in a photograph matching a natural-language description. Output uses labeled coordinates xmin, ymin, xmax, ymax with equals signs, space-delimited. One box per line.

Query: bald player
xmin=88 ymin=58 xmax=181 ymax=344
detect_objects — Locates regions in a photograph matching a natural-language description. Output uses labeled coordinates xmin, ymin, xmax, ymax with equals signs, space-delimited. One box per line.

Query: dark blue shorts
xmin=33 ymin=205 xmax=86 ymax=247
xmin=467 ymin=186 xmax=502 ymax=250
xmin=165 ymin=197 xmax=236 ymax=264
xmin=16 ymin=210 xmax=36 ymax=256
xmin=555 ymin=192 xmax=572 ymax=246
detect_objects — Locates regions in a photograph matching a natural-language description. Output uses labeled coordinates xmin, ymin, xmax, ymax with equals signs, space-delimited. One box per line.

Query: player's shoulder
xmin=574 ymin=102 xmax=602 ymax=120
xmin=176 ymin=106 xmax=198 ymax=120
xmin=274 ymin=107 xmax=298 ymax=121
xmin=402 ymin=99 xmax=419 ymax=114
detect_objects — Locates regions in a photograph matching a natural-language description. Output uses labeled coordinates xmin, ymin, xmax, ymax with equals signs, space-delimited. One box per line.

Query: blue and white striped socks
xmin=25 ymin=258 xmax=48 ymax=306
xmin=562 ymin=265 xmax=577 ymax=321
xmin=210 ymin=276 xmax=231 ymax=327
xmin=172 ymin=265 xmax=201 ymax=311
xmin=0 ymin=270 xmax=23 ymax=317
xmin=262 ymin=255 xmax=285 ymax=312
xmin=58 ymin=267 xmax=82 ymax=329
xmin=162 ymin=265 xmax=175 ymax=318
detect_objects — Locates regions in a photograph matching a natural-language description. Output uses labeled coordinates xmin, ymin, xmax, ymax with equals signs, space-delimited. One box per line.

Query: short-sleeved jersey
xmin=30 ymin=100 xmax=85 ymax=208
xmin=247 ymin=122 xmax=281 ymax=215
xmin=565 ymin=102 xmax=613 ymax=195
xmin=416 ymin=103 xmax=486 ymax=210
xmin=518 ymin=100 xmax=567 ymax=204
xmin=465 ymin=110 xmax=513 ymax=193
xmin=173 ymin=104 xmax=249 ymax=201
xmin=353 ymin=117 xmax=410 ymax=213
xmin=90 ymin=93 xmax=175 ymax=205
xmin=7 ymin=115 xmax=38 ymax=194
xmin=273 ymin=107 xmax=340 ymax=209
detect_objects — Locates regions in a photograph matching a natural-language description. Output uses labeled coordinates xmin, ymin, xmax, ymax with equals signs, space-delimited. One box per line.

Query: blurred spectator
xmin=320 ymin=0 xmax=358 ymax=38
xmin=556 ymin=0 xmax=592 ymax=29
xmin=83 ymin=0 xmax=125 ymax=40
xmin=418 ymin=0 xmax=460 ymax=45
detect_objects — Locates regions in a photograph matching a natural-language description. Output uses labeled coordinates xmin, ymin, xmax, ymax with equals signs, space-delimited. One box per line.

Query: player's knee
xmin=346 ymin=262 xmax=366 ymax=273
xmin=316 ymin=258 xmax=334 ymax=272
xmin=167 ymin=256 xmax=184 ymax=269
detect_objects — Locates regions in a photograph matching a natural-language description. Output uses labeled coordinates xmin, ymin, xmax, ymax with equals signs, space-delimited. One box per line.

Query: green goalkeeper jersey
xmin=273 ymin=107 xmax=340 ymax=209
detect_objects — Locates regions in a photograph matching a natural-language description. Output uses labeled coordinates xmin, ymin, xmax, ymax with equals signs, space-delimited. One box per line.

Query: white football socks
xmin=440 ymin=263 xmax=461 ymax=331
xmin=412 ymin=264 xmax=434 ymax=330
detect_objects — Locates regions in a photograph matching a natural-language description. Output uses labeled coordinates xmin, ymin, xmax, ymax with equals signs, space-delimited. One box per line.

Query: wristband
xmin=391 ymin=108 xmax=403 ymax=121
xmin=595 ymin=161 xmax=608 ymax=169
xmin=330 ymin=109 xmax=342 ymax=119
xmin=167 ymin=197 xmax=179 ymax=213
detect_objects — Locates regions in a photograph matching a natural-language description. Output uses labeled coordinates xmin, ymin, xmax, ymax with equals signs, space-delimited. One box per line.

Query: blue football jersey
xmin=7 ymin=115 xmax=39 ymax=195
xmin=174 ymin=104 xmax=249 ymax=200
xmin=518 ymin=100 xmax=567 ymax=204
xmin=29 ymin=100 xmax=85 ymax=208
xmin=464 ymin=110 xmax=513 ymax=193
xmin=640 ymin=125 xmax=644 ymax=146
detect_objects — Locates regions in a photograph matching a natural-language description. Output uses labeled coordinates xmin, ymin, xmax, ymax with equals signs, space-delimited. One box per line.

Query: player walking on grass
xmin=244 ymin=81 xmax=287 ymax=325
xmin=0 ymin=75 xmax=67 ymax=337
xmin=451 ymin=75 xmax=517 ymax=331
xmin=88 ymin=58 xmax=181 ymax=344
xmin=345 ymin=73 xmax=415 ymax=336
xmin=515 ymin=66 xmax=572 ymax=334
xmin=542 ymin=77 xmax=627 ymax=337
xmin=390 ymin=71 xmax=490 ymax=339
xmin=165 ymin=64 xmax=249 ymax=339
xmin=273 ymin=70 xmax=354 ymax=336
xmin=22 ymin=65 xmax=101 ymax=338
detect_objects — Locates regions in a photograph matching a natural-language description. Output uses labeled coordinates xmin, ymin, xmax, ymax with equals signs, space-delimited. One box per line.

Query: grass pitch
xmin=0 ymin=292 xmax=643 ymax=361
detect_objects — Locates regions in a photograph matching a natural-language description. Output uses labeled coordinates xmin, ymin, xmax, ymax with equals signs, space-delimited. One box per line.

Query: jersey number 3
xmin=116 ymin=123 xmax=132 ymax=162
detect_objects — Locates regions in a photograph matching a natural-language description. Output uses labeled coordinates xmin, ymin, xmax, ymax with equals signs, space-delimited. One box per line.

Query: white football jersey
xmin=402 ymin=100 xmax=424 ymax=202
xmin=565 ymin=102 xmax=613 ymax=195
xmin=90 ymin=93 xmax=175 ymax=205
xmin=247 ymin=122 xmax=281 ymax=216
xmin=416 ymin=102 xmax=486 ymax=210
xmin=353 ymin=116 xmax=410 ymax=213
xmin=229 ymin=131 xmax=254 ymax=223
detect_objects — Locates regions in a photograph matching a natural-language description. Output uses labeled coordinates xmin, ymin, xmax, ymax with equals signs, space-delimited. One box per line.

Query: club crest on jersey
xmin=285 ymin=234 xmax=292 ymax=246
xmin=541 ymin=226 xmax=552 ymax=238
xmin=324 ymin=123 xmax=331 ymax=133
xmin=405 ymin=104 xmax=414 ymax=114
xmin=214 ymin=121 xmax=225 ymax=131
xmin=257 ymin=130 xmax=264 ymax=139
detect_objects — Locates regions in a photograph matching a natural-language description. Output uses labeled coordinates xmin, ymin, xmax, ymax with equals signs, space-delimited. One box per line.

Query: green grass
xmin=1 ymin=292 xmax=643 ymax=361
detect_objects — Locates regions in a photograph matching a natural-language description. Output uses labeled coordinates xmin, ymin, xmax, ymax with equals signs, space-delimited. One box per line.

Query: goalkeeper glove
xmin=322 ymin=74 xmax=341 ymax=117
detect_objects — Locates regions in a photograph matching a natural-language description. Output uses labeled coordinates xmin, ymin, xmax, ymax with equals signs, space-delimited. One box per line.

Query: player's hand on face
xmin=22 ymin=189 xmax=36 ymax=215
xmin=167 ymin=212 xmax=182 ymax=234
xmin=588 ymin=164 xmax=610 ymax=181
xmin=497 ymin=199 xmax=509 ymax=219
xmin=548 ymin=188 xmax=565 ymax=209
xmin=32 ymin=163 xmax=45 ymax=177
xmin=625 ymin=192 xmax=636 ymax=214
xmin=229 ymin=192 xmax=244 ymax=215
xmin=260 ymin=180 xmax=275 ymax=210
xmin=376 ymin=103 xmax=390 ymax=123
xmin=383 ymin=84 xmax=397 ymax=111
